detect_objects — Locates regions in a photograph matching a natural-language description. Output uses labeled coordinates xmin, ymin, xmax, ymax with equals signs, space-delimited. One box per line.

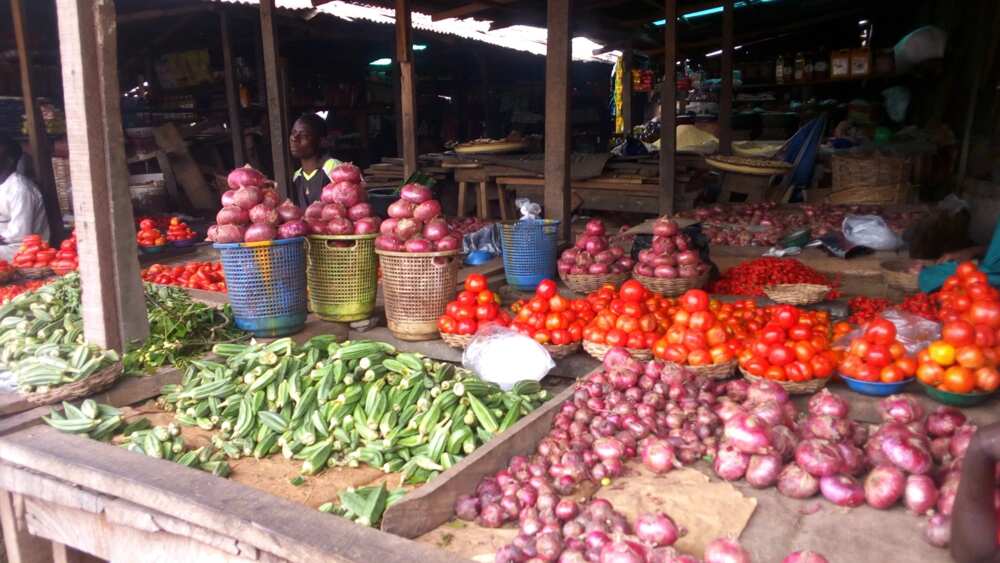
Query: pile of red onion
xmin=633 ymin=218 xmax=709 ymax=280
xmin=557 ymin=219 xmax=634 ymax=276
xmin=374 ymin=183 xmax=460 ymax=253
xmin=455 ymin=346 xmax=968 ymax=561
xmin=300 ymin=163 xmax=381 ymax=236
xmin=207 ymin=164 xmax=307 ymax=243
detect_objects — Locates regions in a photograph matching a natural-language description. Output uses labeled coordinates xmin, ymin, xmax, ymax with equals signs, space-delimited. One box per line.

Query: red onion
xmin=950 ymin=425 xmax=977 ymax=459
xmin=321 ymin=203 xmax=346 ymax=221
xmin=925 ymin=407 xmax=966 ymax=437
xmin=217 ymin=205 xmax=250 ymax=226
xmin=326 ymin=217 xmax=354 ymax=235
xmin=585 ymin=219 xmax=606 ymax=236
xmin=703 ymin=538 xmax=751 ymax=563
xmin=436 ymin=235 xmax=461 ymax=252
xmin=745 ymin=453 xmax=782 ymax=488
xmin=635 ymin=512 xmax=684 ymax=547
xmin=641 ymin=439 xmax=679 ymax=474
xmin=924 ymin=513 xmax=951 ymax=548
xmin=379 ymin=217 xmax=399 ymax=236
xmin=795 ymin=440 xmax=843 ymax=477
xmin=347 ymin=202 xmax=373 ymax=222
xmin=594 ymin=438 xmax=625 ymax=461
xmin=881 ymin=434 xmax=932 ymax=475
xmin=750 ymin=401 xmax=786 ymax=427
xmin=413 ymin=200 xmax=443 ymax=222
xmin=747 ymin=380 xmax=789 ymax=405
xmin=600 ymin=541 xmax=646 ymax=563
xmin=304 ymin=201 xmax=324 ymax=220
xmin=724 ymin=413 xmax=772 ymax=454
xmin=652 ymin=219 xmax=679 ymax=237
xmin=654 ymin=265 xmax=678 ymax=278
xmin=819 ymin=474 xmax=865 ymax=507
xmin=770 ymin=426 xmax=799 ymax=462
xmin=211 ymin=224 xmax=245 ymax=243
xmin=800 ymin=415 xmax=851 ymax=442
xmin=877 ymin=394 xmax=924 ymax=425
xmin=863 ymin=465 xmax=905 ymax=509
xmin=244 ymin=222 xmax=276 ymax=242
xmin=374 ymin=235 xmax=404 ymax=251
xmin=904 ymin=474 xmax=938 ymax=515
xmin=554 ymin=498 xmax=579 ymax=522
xmin=423 ymin=218 xmax=449 ymax=241
xmin=261 ymin=188 xmax=279 ymax=208
xmin=536 ymin=532 xmax=563 ymax=561
xmin=387 ymin=199 xmax=415 ymax=219
xmin=454 ymin=494 xmax=480 ymax=521
xmin=937 ymin=478 xmax=957 ymax=516
xmin=394 ymin=218 xmax=422 ymax=241
xmin=835 ymin=443 xmax=865 ymax=476
xmin=277 ymin=220 xmax=307 ymax=239
xmin=221 ymin=189 xmax=237 ymax=207
xmin=714 ymin=444 xmax=750 ymax=481
xmin=231 ymin=185 xmax=261 ymax=209
xmin=353 ymin=217 xmax=380 ymax=235
xmin=405 ymin=238 xmax=433 ymax=253
xmin=227 ymin=165 xmax=265 ymax=189
xmin=329 ymin=181 xmax=364 ymax=208
xmin=276 ymin=199 xmax=303 ymax=222
xmin=399 ymin=183 xmax=432 ymax=204
xmin=781 ymin=551 xmax=829 ymax=563
xmin=778 ymin=463 xmax=819 ymax=498
xmin=249 ymin=203 xmax=278 ymax=225
xmin=807 ymin=389 xmax=849 ymax=419
xmin=329 ymin=163 xmax=362 ymax=184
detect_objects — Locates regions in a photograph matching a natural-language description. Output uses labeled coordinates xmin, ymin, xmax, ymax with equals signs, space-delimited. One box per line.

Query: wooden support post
xmin=260 ymin=0 xmax=290 ymax=197
xmin=621 ymin=43 xmax=633 ymax=136
xmin=0 ymin=491 xmax=53 ymax=563
xmin=220 ymin=11 xmax=245 ymax=167
xmin=659 ymin=0 xmax=677 ymax=215
xmin=55 ymin=0 xmax=148 ymax=350
xmin=11 ymin=0 xmax=65 ymax=245
xmin=544 ymin=0 xmax=571 ymax=241
xmin=395 ymin=0 xmax=418 ymax=178
xmin=719 ymin=0 xmax=734 ymax=155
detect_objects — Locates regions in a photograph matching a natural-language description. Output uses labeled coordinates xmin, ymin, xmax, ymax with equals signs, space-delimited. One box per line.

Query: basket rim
xmin=765 ymin=283 xmax=831 ymax=291
xmin=214 ymin=236 xmax=305 ymax=250
xmin=562 ymin=271 xmax=630 ymax=281
xmin=376 ymin=249 xmax=461 ymax=258
xmin=497 ymin=219 xmax=561 ymax=227
xmin=879 ymin=259 xmax=925 ymax=273
xmin=308 ymin=233 xmax=378 ymax=241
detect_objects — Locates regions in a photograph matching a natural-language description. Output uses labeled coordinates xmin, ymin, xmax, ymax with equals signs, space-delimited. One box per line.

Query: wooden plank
xmin=260 ymin=0 xmax=290 ymax=198
xmin=220 ymin=11 xmax=245 ymax=167
xmin=382 ymin=383 xmax=577 ymax=538
xmin=0 ymin=427 xmax=455 ymax=563
xmin=55 ymin=0 xmax=149 ymax=351
xmin=718 ymin=0 xmax=734 ymax=155
xmin=659 ymin=0 xmax=677 ymax=215
xmin=152 ymin=125 xmax=215 ymax=210
xmin=0 ymin=491 xmax=53 ymax=563
xmin=11 ymin=0 xmax=65 ymax=246
xmin=50 ymin=542 xmax=101 ymax=563
xmin=395 ymin=0 xmax=418 ymax=178
xmin=621 ymin=42 xmax=633 ymax=135
xmin=544 ymin=0 xmax=572 ymax=241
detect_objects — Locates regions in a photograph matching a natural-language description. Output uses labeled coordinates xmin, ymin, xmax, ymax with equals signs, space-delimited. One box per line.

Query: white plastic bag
xmin=515 ymin=198 xmax=542 ymax=221
xmin=842 ymin=214 xmax=902 ymax=250
xmin=833 ymin=309 xmax=940 ymax=355
xmin=462 ymin=325 xmax=554 ymax=390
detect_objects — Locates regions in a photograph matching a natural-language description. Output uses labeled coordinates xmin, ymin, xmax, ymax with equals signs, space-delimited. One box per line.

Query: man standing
xmin=0 ymin=135 xmax=50 ymax=261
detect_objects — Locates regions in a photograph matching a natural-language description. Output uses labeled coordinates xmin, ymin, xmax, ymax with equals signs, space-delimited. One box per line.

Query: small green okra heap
xmin=43 ymin=399 xmax=233 ymax=477
xmin=159 ymin=336 xmax=549 ymax=485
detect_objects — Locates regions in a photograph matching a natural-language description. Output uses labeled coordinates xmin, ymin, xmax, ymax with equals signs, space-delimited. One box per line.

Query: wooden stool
xmin=458 ymin=181 xmax=509 ymax=220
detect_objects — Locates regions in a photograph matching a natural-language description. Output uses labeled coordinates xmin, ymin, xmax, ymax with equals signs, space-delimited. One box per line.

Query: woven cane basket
xmin=377 ymin=249 xmax=460 ymax=341
xmin=306 ymin=234 xmax=378 ymax=322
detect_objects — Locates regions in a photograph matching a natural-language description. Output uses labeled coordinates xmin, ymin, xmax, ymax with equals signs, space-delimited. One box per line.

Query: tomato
xmin=970 ymin=301 xmax=1000 ymax=329
xmin=854 ymin=363 xmax=878 ymax=382
xmin=888 ymin=342 xmax=906 ymax=360
xmin=139 ymin=219 xmax=156 ymax=230
xmin=864 ymin=344 xmax=892 ymax=369
xmin=619 ymin=280 xmax=646 ymax=303
xmin=626 ymin=332 xmax=645 ymax=349
xmin=549 ymin=294 xmax=570 ymax=313
xmin=680 ymin=289 xmax=709 ymax=313
xmin=550 ymin=329 xmax=570 ymax=345
xmin=653 ymin=338 xmax=670 ymax=359
xmin=839 ymin=354 xmax=862 ymax=377
xmin=663 ymin=344 xmax=688 ymax=364
xmin=455 ymin=304 xmax=476 ymax=321
xmin=956 ymin=261 xmax=979 ymax=279
xmin=765 ymin=365 xmax=787 ymax=381
xmin=445 ymin=301 xmax=462 ymax=319
xmin=535 ymin=279 xmax=558 ymax=299
xmin=456 ymin=318 xmax=477 ymax=335
xmin=682 ymin=330 xmax=707 ymax=352
xmin=545 ymin=313 xmax=565 ymax=331
xmin=457 ymin=290 xmax=478 ymax=306
xmin=787 ymin=324 xmax=812 ymax=342
xmin=638 ymin=313 xmax=658 ymax=333
xmin=956 ymin=346 xmax=986 ymax=369
xmin=567 ymin=323 xmax=583 ymax=341
xmin=533 ymin=330 xmax=550 ymax=345
xmin=437 ymin=315 xmax=457 ymax=333
xmin=880 ymin=364 xmax=906 ymax=383
xmin=773 ymin=306 xmax=800 ymax=330
xmin=848 ymin=339 xmax=871 ymax=359
xmin=895 ymin=356 xmax=917 ymax=377
xmin=475 ymin=290 xmax=495 ymax=305
xmin=687 ymin=348 xmax=711 ymax=366
xmin=975 ymin=324 xmax=997 ymax=348
xmin=810 ymin=354 xmax=835 ymax=378
xmin=605 ymin=329 xmax=627 ymax=347
xmin=942 ymin=320 xmax=976 ymax=347
xmin=760 ymin=323 xmax=785 ymax=345
xmin=928 ymin=341 xmax=956 ymax=366
xmin=942 ymin=365 xmax=976 ymax=394
xmin=586 ymin=328 xmax=606 ymax=344
xmin=476 ymin=303 xmax=498 ymax=321
xmin=705 ymin=326 xmax=728 ymax=347
xmin=616 ymin=315 xmax=639 ymax=334
xmin=672 ymin=309 xmax=690 ymax=327
xmin=793 ymin=341 xmax=815 ymax=362
xmin=864 ymin=318 xmax=897 ymax=346
xmin=743 ymin=358 xmax=767 ymax=376
xmin=709 ymin=345 xmax=733 ymax=364
xmin=767 ymin=345 xmax=793 ymax=366
xmin=975 ymin=366 xmax=1000 ymax=392
xmin=751 ymin=339 xmax=770 ymax=358
xmin=917 ymin=361 xmax=945 ymax=386
xmin=528 ymin=297 xmax=549 ymax=313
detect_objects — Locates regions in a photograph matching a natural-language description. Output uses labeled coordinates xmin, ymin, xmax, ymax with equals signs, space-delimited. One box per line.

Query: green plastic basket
xmin=920 ymin=381 xmax=996 ymax=407
xmin=305 ymin=234 xmax=378 ymax=322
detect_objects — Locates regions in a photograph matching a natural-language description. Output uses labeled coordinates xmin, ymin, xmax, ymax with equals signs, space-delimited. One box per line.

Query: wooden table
xmin=496 ymin=175 xmax=662 ymax=214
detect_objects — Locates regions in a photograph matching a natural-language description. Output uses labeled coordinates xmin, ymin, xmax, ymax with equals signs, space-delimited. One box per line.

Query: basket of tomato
xmin=508 ymin=279 xmax=595 ymax=359
xmin=51 ymin=232 xmax=79 ymax=276
xmin=437 ymin=274 xmax=510 ymax=349
xmin=166 ymin=217 xmax=198 ymax=247
xmin=581 ymin=280 xmax=673 ymax=361
xmin=837 ymin=317 xmax=918 ymax=396
xmin=0 ymin=260 xmax=13 ymax=284
xmin=142 ymin=261 xmax=226 ymax=292
xmin=12 ymin=235 xmax=55 ymax=278
xmin=653 ymin=289 xmax=742 ymax=379
xmin=738 ymin=305 xmax=837 ymax=394
xmin=136 ymin=219 xmax=167 ymax=253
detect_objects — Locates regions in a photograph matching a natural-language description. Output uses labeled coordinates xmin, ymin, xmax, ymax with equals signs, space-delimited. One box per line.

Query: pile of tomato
xmin=651 ymin=290 xmax=742 ymax=367
xmin=582 ymin=280 xmax=674 ymax=350
xmin=136 ymin=219 xmax=167 ymax=248
xmin=737 ymin=305 xmax=837 ymax=382
xmin=12 ymin=235 xmax=56 ymax=270
xmin=141 ymin=262 xmax=227 ymax=292
xmin=838 ymin=317 xmax=917 ymax=383
xmin=847 ymin=296 xmax=891 ymax=325
xmin=166 ymin=218 xmax=197 ymax=242
xmin=51 ymin=232 xmax=79 ymax=275
xmin=437 ymin=274 xmax=510 ymax=336
xmin=0 ymin=280 xmax=47 ymax=303
xmin=509 ymin=279 xmax=594 ymax=346
xmin=898 ymin=292 xmax=937 ymax=320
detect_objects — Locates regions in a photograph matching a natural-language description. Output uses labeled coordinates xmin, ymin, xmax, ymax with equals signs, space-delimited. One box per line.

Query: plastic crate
xmin=306 ymin=234 xmax=377 ymax=322
xmin=498 ymin=219 xmax=560 ymax=291
xmin=214 ymin=237 xmax=307 ymax=337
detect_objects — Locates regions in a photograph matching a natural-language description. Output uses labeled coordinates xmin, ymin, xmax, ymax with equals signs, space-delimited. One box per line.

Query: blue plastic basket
xmin=840 ymin=374 xmax=913 ymax=397
xmin=214 ymin=237 xmax=308 ymax=337
xmin=498 ymin=219 xmax=560 ymax=291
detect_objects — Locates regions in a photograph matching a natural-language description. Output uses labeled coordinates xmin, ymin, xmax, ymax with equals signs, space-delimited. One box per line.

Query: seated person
xmin=0 ymin=135 xmax=50 ymax=261
xmin=919 ymin=215 xmax=1000 ymax=291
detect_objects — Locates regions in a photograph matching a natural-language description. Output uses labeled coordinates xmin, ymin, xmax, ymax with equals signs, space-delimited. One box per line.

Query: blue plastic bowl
xmin=465 ymin=250 xmax=494 ymax=265
xmin=840 ymin=374 xmax=914 ymax=396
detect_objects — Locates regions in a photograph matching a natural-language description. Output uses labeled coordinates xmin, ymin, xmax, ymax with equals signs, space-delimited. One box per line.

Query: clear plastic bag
xmin=515 ymin=198 xmax=542 ymax=221
xmin=462 ymin=325 xmax=555 ymax=390
xmin=833 ymin=309 xmax=941 ymax=355
xmin=842 ymin=214 xmax=903 ymax=250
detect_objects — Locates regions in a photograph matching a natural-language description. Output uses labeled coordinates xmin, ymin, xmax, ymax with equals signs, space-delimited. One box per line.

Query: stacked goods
xmin=899 ymin=293 xmax=937 ymax=321
xmin=375 ymin=183 xmax=460 ymax=252
xmin=557 ymin=219 xmax=634 ymax=276
xmin=142 ymin=262 xmax=226 ymax=292
xmin=738 ymin=305 xmax=837 ymax=386
xmin=838 ymin=318 xmax=918 ymax=383
xmin=710 ymin=257 xmax=838 ymax=298
xmin=165 ymin=217 xmax=197 ymax=243
xmin=12 ymin=234 xmax=56 ymax=271
xmin=509 ymin=279 xmax=596 ymax=347
xmin=581 ymin=280 xmax=673 ymax=356
xmin=136 ymin=218 xmax=167 ymax=249
xmin=652 ymin=289 xmax=741 ymax=371
xmin=302 ymin=163 xmax=381 ymax=237
xmin=160 ymin=337 xmax=548 ymax=484
xmin=633 ymin=217 xmax=709 ymax=281
xmin=935 ymin=261 xmax=1000 ymax=327
xmin=847 ymin=297 xmax=891 ymax=325
xmin=51 ymin=231 xmax=78 ymax=275
xmin=209 ymin=164 xmax=308 ymax=243
xmin=45 ymin=400 xmax=232 ymax=477
xmin=438 ymin=274 xmax=511 ymax=338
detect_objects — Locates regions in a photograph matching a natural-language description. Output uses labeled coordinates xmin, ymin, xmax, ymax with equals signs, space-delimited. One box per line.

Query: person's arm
xmin=952 ymin=423 xmax=1000 ymax=563
xmin=938 ymin=246 xmax=986 ymax=264
xmin=0 ymin=186 xmax=35 ymax=246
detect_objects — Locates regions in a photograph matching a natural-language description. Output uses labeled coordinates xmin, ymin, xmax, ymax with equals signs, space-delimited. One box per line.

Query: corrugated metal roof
xmin=206 ymin=0 xmax=617 ymax=62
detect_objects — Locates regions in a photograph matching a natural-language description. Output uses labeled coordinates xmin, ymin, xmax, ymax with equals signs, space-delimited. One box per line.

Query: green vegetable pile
xmin=159 ymin=336 xmax=549 ymax=485
xmin=318 ymin=482 xmax=406 ymax=528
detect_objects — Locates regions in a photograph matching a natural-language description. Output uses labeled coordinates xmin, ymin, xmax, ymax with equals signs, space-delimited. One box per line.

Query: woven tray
xmin=22 ymin=362 xmax=123 ymax=405
xmin=440 ymin=332 xmax=474 ymax=349
xmin=705 ymin=155 xmax=793 ymax=176
xmin=18 ymin=266 xmax=53 ymax=279
xmin=560 ymin=271 xmax=629 ymax=295
xmin=686 ymin=360 xmax=738 ymax=380
xmin=582 ymin=340 xmax=652 ymax=362
xmin=880 ymin=259 xmax=922 ymax=293
xmin=741 ymin=367 xmax=830 ymax=395
xmin=632 ymin=271 xmax=708 ymax=297
xmin=764 ymin=284 xmax=830 ymax=305
xmin=545 ymin=341 xmax=581 ymax=360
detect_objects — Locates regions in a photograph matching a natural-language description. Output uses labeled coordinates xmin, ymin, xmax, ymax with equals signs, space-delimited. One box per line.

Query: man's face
xmin=289 ymin=121 xmax=317 ymax=159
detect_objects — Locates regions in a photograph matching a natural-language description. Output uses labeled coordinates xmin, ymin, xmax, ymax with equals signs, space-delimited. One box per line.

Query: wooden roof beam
xmin=430 ymin=0 xmax=517 ymax=21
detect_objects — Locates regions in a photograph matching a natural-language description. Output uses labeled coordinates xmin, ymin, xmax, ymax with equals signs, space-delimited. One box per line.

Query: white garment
xmin=0 ymin=172 xmax=50 ymax=261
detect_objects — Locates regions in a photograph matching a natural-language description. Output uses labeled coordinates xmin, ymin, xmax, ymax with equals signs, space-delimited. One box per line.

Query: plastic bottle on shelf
xmin=775 ymin=54 xmax=785 ymax=84
xmin=794 ymin=52 xmax=806 ymax=82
